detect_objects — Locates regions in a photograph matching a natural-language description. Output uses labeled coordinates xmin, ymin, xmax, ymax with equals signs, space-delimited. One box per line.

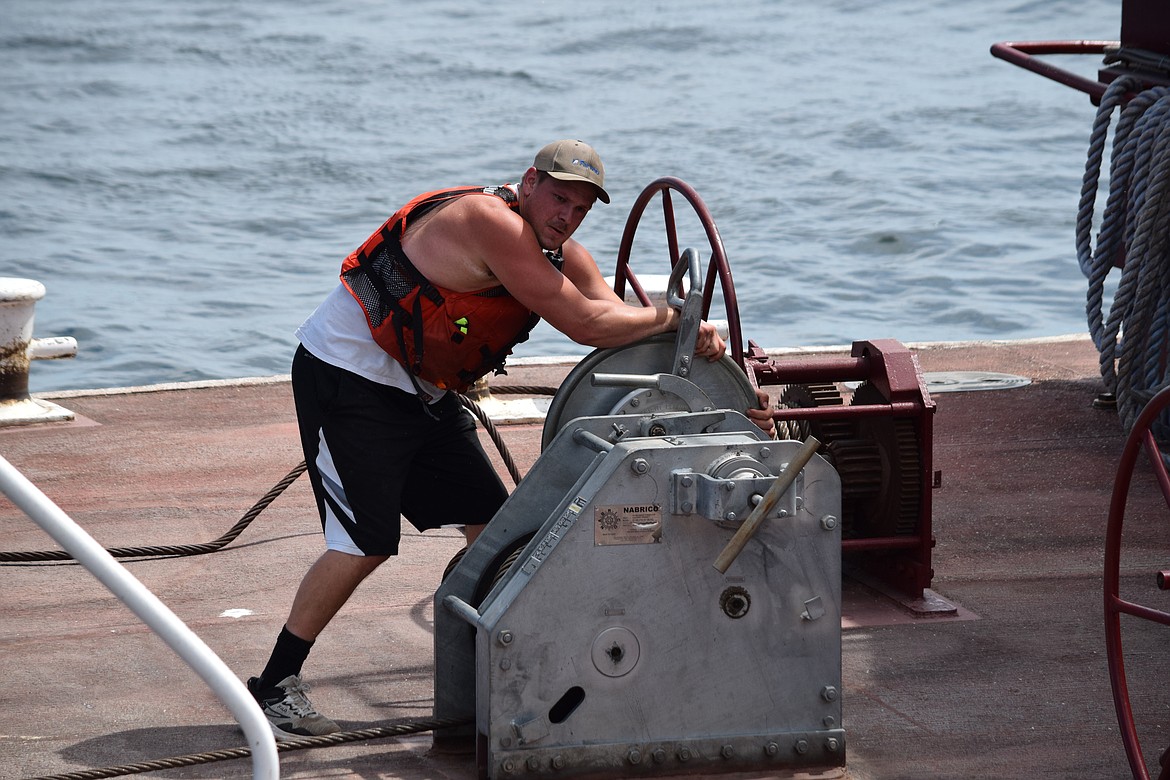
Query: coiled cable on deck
xmin=1077 ymin=77 xmax=1170 ymax=431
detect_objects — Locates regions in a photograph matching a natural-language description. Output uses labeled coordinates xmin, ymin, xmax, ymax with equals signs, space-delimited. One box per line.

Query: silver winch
xmin=432 ymin=250 xmax=845 ymax=779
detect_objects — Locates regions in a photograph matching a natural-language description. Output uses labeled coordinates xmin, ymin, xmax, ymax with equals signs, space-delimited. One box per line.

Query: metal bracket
xmin=670 ymin=469 xmax=799 ymax=524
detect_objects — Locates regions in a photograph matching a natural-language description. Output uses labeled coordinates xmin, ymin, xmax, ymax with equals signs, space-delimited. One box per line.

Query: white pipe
xmin=0 ymin=455 xmax=280 ymax=779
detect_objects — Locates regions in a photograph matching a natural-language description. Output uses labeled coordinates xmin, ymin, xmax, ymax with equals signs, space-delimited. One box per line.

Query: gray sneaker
xmin=247 ymin=674 xmax=341 ymax=740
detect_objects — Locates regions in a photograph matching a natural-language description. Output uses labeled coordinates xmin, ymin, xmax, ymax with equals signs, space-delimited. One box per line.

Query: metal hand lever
xmin=667 ymin=248 xmax=705 ymax=378
xmin=591 ymin=371 xmax=716 ymax=414
xmin=712 ymin=436 xmax=822 ymax=574
xmin=590 ymin=372 xmax=661 ymax=388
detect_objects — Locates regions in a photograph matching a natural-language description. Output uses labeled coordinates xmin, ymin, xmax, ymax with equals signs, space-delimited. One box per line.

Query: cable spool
xmin=1078 ymin=77 xmax=1170 ymax=433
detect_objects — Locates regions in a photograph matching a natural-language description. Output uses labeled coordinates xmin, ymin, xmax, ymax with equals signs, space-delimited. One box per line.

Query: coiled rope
xmin=1077 ymin=75 xmax=1170 ymax=431
xmin=24 ymin=716 xmax=472 ymax=780
xmin=0 ymin=384 xmax=557 ymax=563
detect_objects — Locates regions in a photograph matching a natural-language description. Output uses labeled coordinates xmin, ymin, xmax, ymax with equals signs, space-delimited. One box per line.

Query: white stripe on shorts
xmin=316 ymin=428 xmax=364 ymax=555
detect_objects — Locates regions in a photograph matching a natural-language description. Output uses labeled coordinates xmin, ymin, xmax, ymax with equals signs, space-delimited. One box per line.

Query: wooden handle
xmin=712 ymin=436 xmax=821 ymax=574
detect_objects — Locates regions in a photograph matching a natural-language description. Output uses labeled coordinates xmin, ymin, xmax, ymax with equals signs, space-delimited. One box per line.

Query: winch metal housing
xmin=435 ymin=408 xmax=843 ymax=779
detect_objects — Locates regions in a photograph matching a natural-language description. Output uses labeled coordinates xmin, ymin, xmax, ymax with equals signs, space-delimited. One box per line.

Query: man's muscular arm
xmin=404 ymin=192 xmax=723 ymax=357
xmin=473 ymin=201 xmax=682 ymax=348
xmin=558 ymin=238 xmax=725 ymax=360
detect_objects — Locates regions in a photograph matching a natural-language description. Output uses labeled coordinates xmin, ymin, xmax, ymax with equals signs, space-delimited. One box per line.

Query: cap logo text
xmin=571 ymin=158 xmax=600 ymax=175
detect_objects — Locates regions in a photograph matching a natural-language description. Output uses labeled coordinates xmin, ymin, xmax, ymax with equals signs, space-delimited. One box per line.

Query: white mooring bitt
xmin=0 ymin=278 xmax=78 ymax=427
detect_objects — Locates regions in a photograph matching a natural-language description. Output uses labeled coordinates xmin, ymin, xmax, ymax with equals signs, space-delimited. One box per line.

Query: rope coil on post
xmin=1077 ymin=77 xmax=1170 ymax=432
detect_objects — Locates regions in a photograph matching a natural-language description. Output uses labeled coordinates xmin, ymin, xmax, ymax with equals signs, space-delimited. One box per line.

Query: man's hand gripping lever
xmin=668 ymin=247 xmax=725 ymax=372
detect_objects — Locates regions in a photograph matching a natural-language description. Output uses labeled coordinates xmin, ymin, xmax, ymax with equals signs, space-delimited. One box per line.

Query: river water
xmin=2 ymin=0 xmax=1121 ymax=392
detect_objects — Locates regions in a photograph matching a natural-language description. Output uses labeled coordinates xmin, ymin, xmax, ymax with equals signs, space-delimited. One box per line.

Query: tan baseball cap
xmin=533 ymin=139 xmax=610 ymax=203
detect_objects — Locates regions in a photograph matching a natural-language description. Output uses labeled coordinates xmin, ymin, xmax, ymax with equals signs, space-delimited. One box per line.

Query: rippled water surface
xmin=1 ymin=0 xmax=1120 ymax=391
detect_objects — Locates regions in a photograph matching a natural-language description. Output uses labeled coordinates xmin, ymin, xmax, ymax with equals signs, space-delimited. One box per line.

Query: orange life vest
xmin=339 ymin=185 xmax=551 ymax=394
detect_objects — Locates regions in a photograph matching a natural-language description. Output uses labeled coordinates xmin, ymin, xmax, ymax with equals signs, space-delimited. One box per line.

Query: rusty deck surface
xmin=1 ymin=335 xmax=1167 ymax=780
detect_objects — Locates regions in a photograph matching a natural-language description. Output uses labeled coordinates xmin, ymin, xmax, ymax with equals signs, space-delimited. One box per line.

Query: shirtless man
xmin=246 ymin=140 xmax=771 ymax=739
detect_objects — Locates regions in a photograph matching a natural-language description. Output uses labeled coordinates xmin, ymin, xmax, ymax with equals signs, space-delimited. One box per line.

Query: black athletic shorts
xmin=291 ymin=344 xmax=508 ymax=556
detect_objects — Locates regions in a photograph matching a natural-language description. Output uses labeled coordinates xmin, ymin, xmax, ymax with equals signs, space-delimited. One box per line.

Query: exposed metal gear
xmin=844 ymin=382 xmax=922 ymax=538
xmin=778 ymin=382 xmax=922 ymax=539
xmin=777 ymin=383 xmax=854 ymax=443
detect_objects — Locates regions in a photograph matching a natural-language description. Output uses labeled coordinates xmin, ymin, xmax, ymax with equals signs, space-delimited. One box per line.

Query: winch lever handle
xmin=667 ymin=248 xmax=705 ymax=379
xmin=665 ymin=246 xmax=703 ymax=311
xmin=712 ymin=436 xmax=821 ymax=574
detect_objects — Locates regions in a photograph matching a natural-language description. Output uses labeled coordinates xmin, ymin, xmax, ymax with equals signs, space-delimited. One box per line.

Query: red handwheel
xmin=612 ymin=176 xmax=745 ymax=371
xmin=1104 ymin=384 xmax=1170 ymax=780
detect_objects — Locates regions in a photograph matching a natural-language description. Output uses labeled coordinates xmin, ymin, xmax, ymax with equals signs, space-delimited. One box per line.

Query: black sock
xmin=258 ymin=625 xmax=314 ymax=689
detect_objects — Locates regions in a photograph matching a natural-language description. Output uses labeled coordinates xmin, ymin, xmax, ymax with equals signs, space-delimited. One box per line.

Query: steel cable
xmin=23 ymin=717 xmax=472 ymax=780
xmin=459 ymin=393 xmax=523 ymax=485
xmin=0 ymin=460 xmax=308 ymax=563
xmin=5 ymin=382 xmax=546 ymax=778
xmin=458 ymin=383 xmax=558 ymax=486
xmin=0 ymin=385 xmax=557 ymax=562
